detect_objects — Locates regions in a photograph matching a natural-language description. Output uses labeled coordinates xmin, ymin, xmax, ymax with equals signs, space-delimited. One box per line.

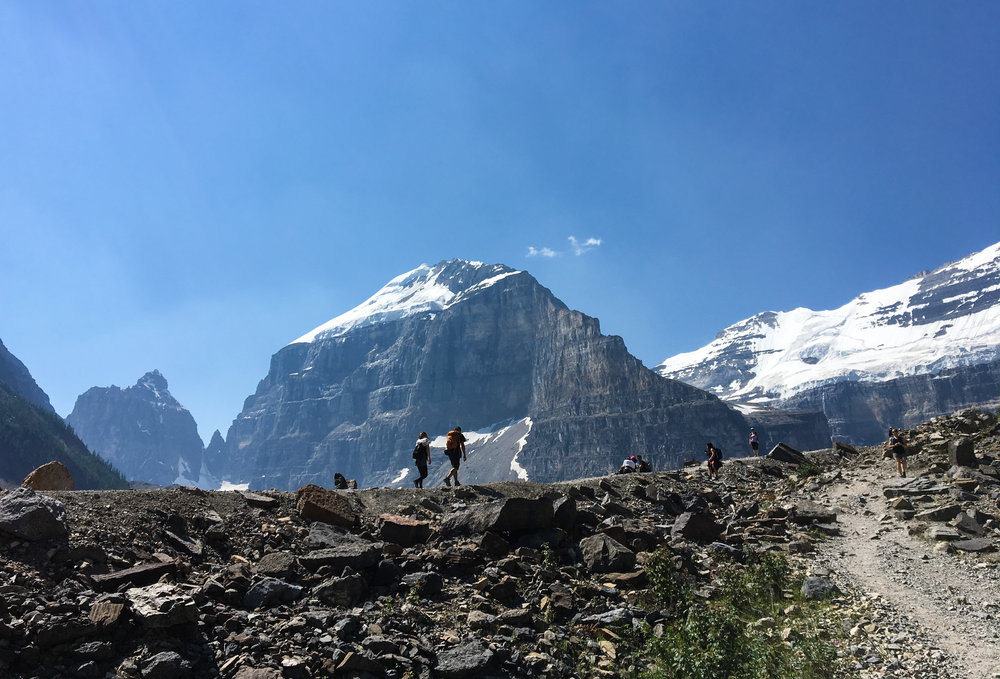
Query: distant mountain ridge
xmin=658 ymin=241 xmax=1000 ymax=443
xmin=210 ymin=259 xmax=827 ymax=490
xmin=0 ymin=337 xmax=127 ymax=489
xmin=67 ymin=370 xmax=208 ymax=487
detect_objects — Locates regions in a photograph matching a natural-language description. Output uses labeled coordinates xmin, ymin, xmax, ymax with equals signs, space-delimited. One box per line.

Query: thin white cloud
xmin=527 ymin=246 xmax=557 ymax=258
xmin=569 ymin=236 xmax=602 ymax=256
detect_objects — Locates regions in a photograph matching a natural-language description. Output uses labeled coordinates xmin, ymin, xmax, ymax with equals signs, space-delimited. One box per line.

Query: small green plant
xmin=541 ymin=542 xmax=558 ymax=570
xmin=796 ymin=463 xmax=822 ymax=479
xmin=405 ymin=581 xmax=422 ymax=606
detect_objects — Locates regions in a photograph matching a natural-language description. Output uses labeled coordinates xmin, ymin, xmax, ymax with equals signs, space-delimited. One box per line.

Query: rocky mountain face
xmin=0 ymin=336 xmax=53 ymax=411
xmin=67 ymin=371 xmax=207 ymax=487
xmin=212 ymin=260 xmax=819 ymax=491
xmin=658 ymin=241 xmax=1000 ymax=444
xmin=2 ymin=407 xmax=998 ymax=678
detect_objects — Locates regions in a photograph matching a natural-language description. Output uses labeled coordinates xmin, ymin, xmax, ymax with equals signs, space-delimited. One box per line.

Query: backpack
xmin=412 ymin=442 xmax=427 ymax=460
xmin=714 ymin=447 xmax=723 ymax=461
xmin=446 ymin=430 xmax=461 ymax=449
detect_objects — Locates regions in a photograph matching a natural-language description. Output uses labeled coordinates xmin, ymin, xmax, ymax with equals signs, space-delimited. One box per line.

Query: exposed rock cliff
xmin=67 ymin=371 xmax=206 ymax=487
xmin=212 ymin=260 xmax=801 ymax=490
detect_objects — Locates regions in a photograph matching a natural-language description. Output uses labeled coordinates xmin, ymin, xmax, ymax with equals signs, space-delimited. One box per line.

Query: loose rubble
xmin=0 ymin=407 xmax=998 ymax=678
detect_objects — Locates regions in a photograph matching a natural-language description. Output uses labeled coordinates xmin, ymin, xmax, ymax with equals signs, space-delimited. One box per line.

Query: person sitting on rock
xmin=617 ymin=456 xmax=637 ymax=474
xmin=887 ymin=427 xmax=908 ymax=478
xmin=636 ymin=455 xmax=651 ymax=473
xmin=333 ymin=472 xmax=349 ymax=490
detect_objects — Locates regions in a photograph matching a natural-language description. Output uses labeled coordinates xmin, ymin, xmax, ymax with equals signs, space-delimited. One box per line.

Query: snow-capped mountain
xmin=210 ymin=259 xmax=806 ymax=490
xmin=67 ymin=370 xmax=211 ymax=487
xmin=658 ymin=241 xmax=1000 ymax=443
xmin=292 ymin=261 xmax=519 ymax=343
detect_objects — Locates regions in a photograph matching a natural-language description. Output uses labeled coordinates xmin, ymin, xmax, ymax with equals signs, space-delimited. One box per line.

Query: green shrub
xmin=640 ymin=549 xmax=841 ymax=679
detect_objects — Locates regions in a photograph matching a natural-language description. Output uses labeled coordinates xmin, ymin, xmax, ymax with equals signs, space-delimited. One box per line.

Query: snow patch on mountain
xmin=292 ymin=261 xmax=520 ymax=344
xmin=658 ymin=241 xmax=1000 ymax=402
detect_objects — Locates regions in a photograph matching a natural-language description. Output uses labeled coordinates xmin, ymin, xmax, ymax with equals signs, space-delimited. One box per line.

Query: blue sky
xmin=2 ymin=2 xmax=997 ymax=442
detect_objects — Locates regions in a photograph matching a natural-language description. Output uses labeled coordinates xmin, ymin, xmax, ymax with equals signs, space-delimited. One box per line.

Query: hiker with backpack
xmin=443 ymin=426 xmax=467 ymax=486
xmin=705 ymin=442 xmax=723 ymax=478
xmin=887 ymin=427 xmax=909 ymax=478
xmin=412 ymin=431 xmax=431 ymax=488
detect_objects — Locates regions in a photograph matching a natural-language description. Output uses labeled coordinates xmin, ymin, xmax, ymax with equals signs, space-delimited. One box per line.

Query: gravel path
xmin=814 ymin=471 xmax=1000 ymax=679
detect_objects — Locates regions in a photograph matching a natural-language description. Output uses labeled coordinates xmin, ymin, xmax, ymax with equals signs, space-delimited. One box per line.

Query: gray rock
xmin=952 ymin=538 xmax=994 ymax=553
xmin=401 ymin=571 xmax=443 ymax=596
xmin=379 ymin=514 xmax=432 ymax=546
xmin=788 ymin=500 xmax=837 ymax=524
xmin=126 ymin=584 xmax=199 ymax=628
xmin=435 ymin=639 xmax=494 ymax=678
xmin=670 ymin=511 xmax=723 ymax=543
xmin=0 ymin=487 xmax=67 ymax=540
xmin=298 ymin=537 xmax=381 ymax=572
xmin=579 ymin=533 xmax=636 ymax=573
xmin=441 ymin=497 xmax=554 ymax=536
xmin=253 ymin=552 xmax=297 ymax=578
xmin=926 ymin=526 xmax=962 ymax=541
xmin=914 ymin=504 xmax=963 ymax=522
xmin=314 ymin=573 xmax=368 ymax=608
xmin=142 ymin=651 xmax=191 ymax=679
xmin=948 ymin=438 xmax=977 ymax=467
xmin=767 ymin=443 xmax=808 ymax=465
xmin=243 ymin=577 xmax=303 ymax=609
xmin=801 ymin=577 xmax=839 ymax=600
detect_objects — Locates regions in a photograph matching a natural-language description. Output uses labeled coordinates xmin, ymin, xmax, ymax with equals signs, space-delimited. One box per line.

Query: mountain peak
xmin=137 ymin=370 xmax=168 ymax=394
xmin=291 ymin=260 xmax=522 ymax=344
xmin=658 ymin=240 xmax=1000 ymax=402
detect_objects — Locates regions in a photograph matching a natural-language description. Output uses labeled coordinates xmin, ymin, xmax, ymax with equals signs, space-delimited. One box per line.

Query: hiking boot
xmin=413 ymin=479 xmax=419 ymax=488
xmin=443 ymin=477 xmax=451 ymax=487
xmin=454 ymin=479 xmax=461 ymax=486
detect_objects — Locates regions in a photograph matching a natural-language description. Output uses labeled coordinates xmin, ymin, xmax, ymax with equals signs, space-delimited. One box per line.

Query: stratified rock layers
xmin=216 ymin=262 xmax=763 ymax=489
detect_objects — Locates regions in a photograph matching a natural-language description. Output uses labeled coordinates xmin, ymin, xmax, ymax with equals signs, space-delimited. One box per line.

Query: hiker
xmin=749 ymin=428 xmax=760 ymax=456
xmin=333 ymin=472 xmax=349 ymax=490
xmin=887 ymin=427 xmax=908 ymax=477
xmin=617 ymin=455 xmax=637 ymax=474
xmin=443 ymin=426 xmax=467 ymax=486
xmin=636 ymin=455 xmax=651 ymax=473
xmin=705 ymin=443 xmax=722 ymax=478
xmin=412 ymin=431 xmax=431 ymax=488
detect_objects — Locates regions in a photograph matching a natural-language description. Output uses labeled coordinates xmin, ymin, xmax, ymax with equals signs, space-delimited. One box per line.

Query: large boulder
xmin=21 ymin=461 xmax=74 ymax=491
xmin=295 ymin=484 xmax=356 ymax=527
xmin=767 ymin=443 xmax=808 ymax=465
xmin=379 ymin=514 xmax=432 ymax=547
xmin=298 ymin=535 xmax=382 ymax=572
xmin=670 ymin=511 xmax=723 ymax=543
xmin=126 ymin=583 xmax=199 ymax=628
xmin=579 ymin=533 xmax=636 ymax=573
xmin=435 ymin=639 xmax=495 ymax=679
xmin=441 ymin=497 xmax=554 ymax=536
xmin=0 ymin=487 xmax=68 ymax=540
xmin=948 ymin=438 xmax=977 ymax=467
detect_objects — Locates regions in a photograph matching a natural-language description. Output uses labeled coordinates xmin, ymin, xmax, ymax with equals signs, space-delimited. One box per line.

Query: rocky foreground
xmin=1 ymin=408 xmax=999 ymax=679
